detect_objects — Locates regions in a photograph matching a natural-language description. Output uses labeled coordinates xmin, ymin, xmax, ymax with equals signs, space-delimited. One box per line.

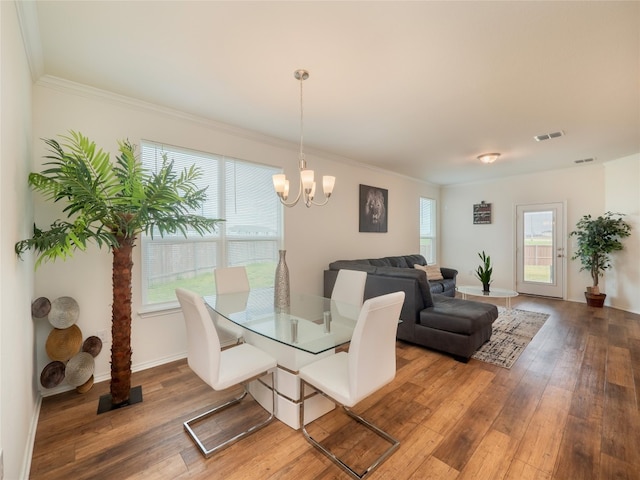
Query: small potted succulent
xmin=570 ymin=212 xmax=631 ymax=307
xmin=475 ymin=251 xmax=493 ymax=294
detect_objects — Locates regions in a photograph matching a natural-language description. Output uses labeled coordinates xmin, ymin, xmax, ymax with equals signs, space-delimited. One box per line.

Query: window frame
xmin=419 ymin=197 xmax=437 ymax=264
xmin=139 ymin=140 xmax=283 ymax=311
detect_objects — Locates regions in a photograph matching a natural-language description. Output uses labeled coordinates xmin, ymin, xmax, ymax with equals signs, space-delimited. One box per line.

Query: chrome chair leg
xmin=299 ymin=379 xmax=400 ymax=479
xmin=184 ymin=370 xmax=276 ymax=458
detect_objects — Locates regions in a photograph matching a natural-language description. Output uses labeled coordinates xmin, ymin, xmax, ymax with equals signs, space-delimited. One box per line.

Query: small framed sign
xmin=473 ymin=201 xmax=492 ymax=224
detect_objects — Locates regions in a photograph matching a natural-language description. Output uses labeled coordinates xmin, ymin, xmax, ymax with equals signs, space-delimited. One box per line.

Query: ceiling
xmin=23 ymin=1 xmax=640 ymax=185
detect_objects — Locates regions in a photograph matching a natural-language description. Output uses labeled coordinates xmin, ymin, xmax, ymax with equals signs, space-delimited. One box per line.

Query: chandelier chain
xmin=299 ymin=74 xmax=305 ymax=161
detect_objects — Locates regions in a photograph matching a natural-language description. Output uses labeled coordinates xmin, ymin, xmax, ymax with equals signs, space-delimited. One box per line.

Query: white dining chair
xmin=211 ymin=266 xmax=250 ymax=346
xmin=214 ymin=266 xmax=250 ymax=294
xmin=176 ymin=288 xmax=277 ymax=458
xmin=298 ymin=291 xmax=405 ymax=479
xmin=331 ymin=269 xmax=367 ymax=306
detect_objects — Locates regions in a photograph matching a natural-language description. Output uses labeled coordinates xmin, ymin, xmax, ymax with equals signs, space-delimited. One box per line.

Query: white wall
xmin=604 ymin=154 xmax=640 ymax=313
xmin=441 ymin=161 xmax=640 ymax=313
xmin=31 ymin=77 xmax=439 ymax=395
xmin=1 ymin=2 xmax=38 ymax=479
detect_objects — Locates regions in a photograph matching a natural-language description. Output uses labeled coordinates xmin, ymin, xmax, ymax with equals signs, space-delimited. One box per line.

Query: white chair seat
xmin=216 ymin=343 xmax=277 ymax=390
xmin=299 ymin=352 xmax=351 ymax=405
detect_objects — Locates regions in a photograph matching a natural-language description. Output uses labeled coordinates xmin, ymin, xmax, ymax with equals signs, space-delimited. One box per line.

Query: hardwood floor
xmin=30 ymin=296 xmax=640 ymax=479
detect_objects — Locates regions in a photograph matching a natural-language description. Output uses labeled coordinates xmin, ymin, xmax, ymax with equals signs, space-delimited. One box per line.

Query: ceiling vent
xmin=574 ymin=158 xmax=595 ymax=164
xmin=534 ymin=130 xmax=565 ymax=142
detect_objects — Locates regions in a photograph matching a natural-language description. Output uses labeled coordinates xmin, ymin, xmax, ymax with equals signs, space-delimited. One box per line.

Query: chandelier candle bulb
xmin=301 ymin=169 xmax=314 ymax=192
xmin=273 ymin=174 xmax=286 ymax=193
xmin=323 ymin=176 xmax=336 ymax=196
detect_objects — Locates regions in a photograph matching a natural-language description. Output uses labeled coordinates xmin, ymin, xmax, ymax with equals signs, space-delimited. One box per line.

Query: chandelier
xmin=272 ymin=69 xmax=335 ymax=208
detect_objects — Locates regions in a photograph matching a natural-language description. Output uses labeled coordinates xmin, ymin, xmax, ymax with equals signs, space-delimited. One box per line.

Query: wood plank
xmin=606 ymin=345 xmax=634 ymax=387
xmin=456 ymin=429 xmax=517 ymax=480
xmin=421 ymin=368 xmax=495 ymax=435
xmin=491 ymin=371 xmax=548 ymax=440
xmin=513 ymin=384 xmax=572 ymax=474
xmin=408 ymin=456 xmax=460 ymax=480
xmin=553 ymin=415 xmax=601 ymax=480
xmin=599 ymin=453 xmax=639 ymax=480
xmin=600 ymin=382 xmax=640 ymax=465
xmin=432 ymin=373 xmax=518 ymax=471
xmin=376 ymin=423 xmax=444 ymax=479
xmin=503 ymin=459 xmax=551 ymax=480
xmin=568 ymin=334 xmax=607 ymax=421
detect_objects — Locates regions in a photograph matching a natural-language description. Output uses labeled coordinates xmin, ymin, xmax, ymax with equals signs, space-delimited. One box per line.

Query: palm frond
xmin=15 ymin=220 xmax=118 ymax=268
xmin=16 ymin=132 xmax=224 ymax=267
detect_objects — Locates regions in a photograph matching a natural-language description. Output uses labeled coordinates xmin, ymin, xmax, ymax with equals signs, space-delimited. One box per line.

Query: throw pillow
xmin=414 ymin=263 xmax=444 ymax=281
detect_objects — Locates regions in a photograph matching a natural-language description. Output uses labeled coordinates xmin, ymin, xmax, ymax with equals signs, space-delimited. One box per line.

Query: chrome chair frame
xmin=299 ymin=380 xmax=400 ymax=479
xmin=184 ymin=371 xmax=277 ymax=458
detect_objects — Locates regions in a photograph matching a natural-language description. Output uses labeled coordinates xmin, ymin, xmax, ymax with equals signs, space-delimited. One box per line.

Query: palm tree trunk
xmin=110 ymin=235 xmax=136 ymax=405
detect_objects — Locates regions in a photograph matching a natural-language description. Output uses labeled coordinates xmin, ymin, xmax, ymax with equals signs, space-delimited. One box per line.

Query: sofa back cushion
xmin=374 ymin=266 xmax=434 ymax=308
xmin=402 ymin=254 xmax=427 ymax=267
xmin=328 ymin=260 xmax=377 ymax=273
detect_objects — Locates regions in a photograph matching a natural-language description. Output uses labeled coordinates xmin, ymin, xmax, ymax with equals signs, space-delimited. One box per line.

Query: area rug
xmin=472 ymin=307 xmax=550 ymax=369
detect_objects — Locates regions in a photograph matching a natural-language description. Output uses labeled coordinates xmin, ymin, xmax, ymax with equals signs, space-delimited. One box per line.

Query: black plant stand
xmin=97 ymin=385 xmax=143 ymax=414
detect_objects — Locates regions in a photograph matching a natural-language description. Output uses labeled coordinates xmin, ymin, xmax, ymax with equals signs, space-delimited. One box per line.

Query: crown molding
xmin=35 ymin=75 xmax=438 ymax=188
xmin=36 ymin=74 xmax=307 ymax=151
xmin=15 ymin=0 xmax=44 ymax=80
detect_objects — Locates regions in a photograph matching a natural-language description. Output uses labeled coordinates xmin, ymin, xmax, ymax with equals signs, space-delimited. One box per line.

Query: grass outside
xmin=147 ymin=262 xmax=276 ymax=303
xmin=524 ymin=237 xmax=552 ymax=246
xmin=524 ymin=265 xmax=552 ymax=283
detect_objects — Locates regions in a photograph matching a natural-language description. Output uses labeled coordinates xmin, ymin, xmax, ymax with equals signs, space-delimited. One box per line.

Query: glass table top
xmin=204 ymin=288 xmax=359 ymax=355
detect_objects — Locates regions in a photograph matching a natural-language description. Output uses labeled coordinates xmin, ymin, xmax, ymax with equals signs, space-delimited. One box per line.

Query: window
xmin=419 ymin=197 xmax=436 ymax=263
xmin=140 ymin=141 xmax=282 ymax=307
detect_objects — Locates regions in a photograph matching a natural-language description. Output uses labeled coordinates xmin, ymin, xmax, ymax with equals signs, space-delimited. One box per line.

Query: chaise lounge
xmin=324 ymin=254 xmax=499 ymax=361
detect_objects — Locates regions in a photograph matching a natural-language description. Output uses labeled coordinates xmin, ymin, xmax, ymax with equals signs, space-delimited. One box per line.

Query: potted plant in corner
xmin=475 ymin=251 xmax=493 ymax=294
xmin=570 ymin=212 xmax=631 ymax=307
xmin=15 ymin=131 xmax=223 ymax=413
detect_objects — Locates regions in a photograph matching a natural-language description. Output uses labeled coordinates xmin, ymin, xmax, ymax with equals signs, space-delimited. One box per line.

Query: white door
xmin=515 ymin=203 xmax=565 ymax=298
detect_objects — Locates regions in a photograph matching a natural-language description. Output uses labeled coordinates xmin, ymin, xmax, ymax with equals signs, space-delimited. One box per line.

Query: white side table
xmin=456 ymin=285 xmax=519 ymax=308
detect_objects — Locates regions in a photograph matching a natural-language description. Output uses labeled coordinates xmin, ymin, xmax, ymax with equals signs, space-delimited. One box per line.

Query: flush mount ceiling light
xmin=272 ymin=69 xmax=335 ymax=208
xmin=477 ymin=153 xmax=501 ymax=164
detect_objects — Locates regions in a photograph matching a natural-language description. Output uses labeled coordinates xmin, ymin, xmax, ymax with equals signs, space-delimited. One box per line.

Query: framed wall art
xmin=473 ymin=201 xmax=492 ymax=224
xmin=359 ymin=184 xmax=388 ymax=232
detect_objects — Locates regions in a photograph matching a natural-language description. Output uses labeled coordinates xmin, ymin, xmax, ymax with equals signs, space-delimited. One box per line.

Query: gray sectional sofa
xmin=324 ymin=254 xmax=499 ymax=361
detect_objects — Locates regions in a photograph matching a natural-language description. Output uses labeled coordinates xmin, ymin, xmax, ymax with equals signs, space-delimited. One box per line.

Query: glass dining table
xmin=204 ymin=288 xmax=360 ymax=429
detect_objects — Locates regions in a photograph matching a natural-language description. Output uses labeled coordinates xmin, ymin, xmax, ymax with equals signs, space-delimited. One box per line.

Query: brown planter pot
xmin=585 ymin=292 xmax=606 ymax=308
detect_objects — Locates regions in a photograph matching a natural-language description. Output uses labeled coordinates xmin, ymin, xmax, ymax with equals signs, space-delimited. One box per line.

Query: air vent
xmin=574 ymin=158 xmax=595 ymax=164
xmin=534 ymin=130 xmax=565 ymax=142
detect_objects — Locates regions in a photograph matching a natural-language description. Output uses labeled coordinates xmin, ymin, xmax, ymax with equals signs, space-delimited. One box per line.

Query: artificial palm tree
xmin=16 ymin=131 xmax=222 ymax=410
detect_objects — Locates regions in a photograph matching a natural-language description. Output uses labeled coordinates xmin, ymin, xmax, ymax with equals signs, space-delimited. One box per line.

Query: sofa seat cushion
xmin=419 ymin=297 xmax=497 ymax=335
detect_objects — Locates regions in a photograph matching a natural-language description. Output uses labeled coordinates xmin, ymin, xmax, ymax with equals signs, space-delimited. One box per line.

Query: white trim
xmin=20 ymin=395 xmax=42 ymax=480
xmin=34 ymin=75 xmax=438 ymax=187
xmin=15 ymin=0 xmax=44 ymax=80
